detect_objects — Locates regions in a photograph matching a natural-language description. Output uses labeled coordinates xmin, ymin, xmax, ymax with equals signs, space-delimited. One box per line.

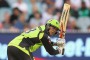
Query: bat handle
xmin=59 ymin=32 xmax=63 ymax=38
xmin=62 ymin=48 xmax=65 ymax=55
xmin=59 ymin=32 xmax=65 ymax=38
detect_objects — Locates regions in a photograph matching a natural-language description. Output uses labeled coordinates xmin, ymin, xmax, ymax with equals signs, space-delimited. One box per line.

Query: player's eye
xmin=52 ymin=27 xmax=58 ymax=31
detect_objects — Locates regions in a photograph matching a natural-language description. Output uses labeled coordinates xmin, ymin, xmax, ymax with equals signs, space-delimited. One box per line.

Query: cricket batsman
xmin=7 ymin=19 xmax=65 ymax=60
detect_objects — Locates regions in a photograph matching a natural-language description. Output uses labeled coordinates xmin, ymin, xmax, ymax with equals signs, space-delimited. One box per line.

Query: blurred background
xmin=0 ymin=0 xmax=90 ymax=60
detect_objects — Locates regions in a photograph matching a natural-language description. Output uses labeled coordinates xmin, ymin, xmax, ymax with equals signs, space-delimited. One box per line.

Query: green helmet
xmin=46 ymin=19 xmax=60 ymax=30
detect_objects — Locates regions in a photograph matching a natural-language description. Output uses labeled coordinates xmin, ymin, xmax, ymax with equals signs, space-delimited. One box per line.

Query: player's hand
xmin=57 ymin=47 xmax=64 ymax=55
xmin=56 ymin=38 xmax=65 ymax=48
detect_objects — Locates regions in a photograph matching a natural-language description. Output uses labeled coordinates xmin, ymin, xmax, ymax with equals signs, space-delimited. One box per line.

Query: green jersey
xmin=8 ymin=25 xmax=59 ymax=56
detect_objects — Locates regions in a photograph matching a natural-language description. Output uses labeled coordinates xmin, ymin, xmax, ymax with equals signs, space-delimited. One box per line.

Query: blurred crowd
xmin=0 ymin=0 xmax=90 ymax=33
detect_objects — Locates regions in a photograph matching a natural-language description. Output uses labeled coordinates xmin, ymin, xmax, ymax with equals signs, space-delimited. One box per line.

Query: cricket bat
xmin=59 ymin=3 xmax=70 ymax=55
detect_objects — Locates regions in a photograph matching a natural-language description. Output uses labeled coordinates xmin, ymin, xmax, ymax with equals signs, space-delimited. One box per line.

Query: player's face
xmin=49 ymin=26 xmax=58 ymax=36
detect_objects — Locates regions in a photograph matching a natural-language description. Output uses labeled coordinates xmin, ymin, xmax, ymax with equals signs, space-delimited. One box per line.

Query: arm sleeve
xmin=40 ymin=33 xmax=59 ymax=55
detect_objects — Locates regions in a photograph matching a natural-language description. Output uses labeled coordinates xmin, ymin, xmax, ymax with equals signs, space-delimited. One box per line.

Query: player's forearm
xmin=41 ymin=39 xmax=59 ymax=55
xmin=41 ymin=34 xmax=59 ymax=55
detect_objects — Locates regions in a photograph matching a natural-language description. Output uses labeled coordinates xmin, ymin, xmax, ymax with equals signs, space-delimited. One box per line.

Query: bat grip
xmin=62 ymin=48 xmax=65 ymax=55
xmin=59 ymin=32 xmax=63 ymax=38
xmin=59 ymin=31 xmax=65 ymax=38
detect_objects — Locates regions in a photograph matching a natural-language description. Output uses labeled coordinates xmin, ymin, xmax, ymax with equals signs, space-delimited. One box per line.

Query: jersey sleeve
xmin=40 ymin=33 xmax=59 ymax=55
xmin=29 ymin=43 xmax=42 ymax=52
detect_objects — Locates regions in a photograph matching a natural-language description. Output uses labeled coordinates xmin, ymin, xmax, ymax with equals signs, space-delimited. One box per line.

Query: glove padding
xmin=56 ymin=38 xmax=65 ymax=48
xmin=57 ymin=47 xmax=65 ymax=55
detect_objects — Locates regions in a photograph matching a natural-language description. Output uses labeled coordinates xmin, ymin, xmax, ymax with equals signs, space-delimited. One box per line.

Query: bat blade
xmin=59 ymin=3 xmax=70 ymax=38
